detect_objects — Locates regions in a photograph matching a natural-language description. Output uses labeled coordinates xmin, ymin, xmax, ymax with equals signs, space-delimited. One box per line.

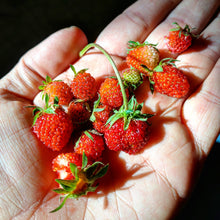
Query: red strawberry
xmin=70 ymin=65 xmax=97 ymax=101
xmin=51 ymin=152 xmax=109 ymax=213
xmin=32 ymin=94 xmax=74 ymax=151
xmin=75 ymin=130 xmax=105 ymax=161
xmin=151 ymin=59 xmax=190 ymax=98
xmin=92 ymin=104 xmax=113 ymax=133
xmin=104 ymin=97 xmax=152 ymax=154
xmin=165 ymin=22 xmax=197 ymax=53
xmin=90 ymin=96 xmax=113 ymax=133
xmin=67 ymin=100 xmax=91 ymax=125
xmin=99 ymin=77 xmax=129 ymax=108
xmin=52 ymin=152 xmax=82 ymax=180
xmin=39 ymin=75 xmax=73 ymax=105
xmin=126 ymin=41 xmax=159 ymax=75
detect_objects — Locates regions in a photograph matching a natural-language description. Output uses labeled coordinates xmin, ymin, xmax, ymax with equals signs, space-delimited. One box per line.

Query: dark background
xmin=0 ymin=0 xmax=219 ymax=219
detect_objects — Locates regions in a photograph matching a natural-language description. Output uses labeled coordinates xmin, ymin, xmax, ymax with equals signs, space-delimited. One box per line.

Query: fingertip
xmin=2 ymin=26 xmax=88 ymax=100
xmin=23 ymin=26 xmax=88 ymax=78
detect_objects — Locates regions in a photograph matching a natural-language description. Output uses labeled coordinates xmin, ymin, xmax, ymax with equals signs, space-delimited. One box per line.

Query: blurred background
xmin=0 ymin=0 xmax=219 ymax=219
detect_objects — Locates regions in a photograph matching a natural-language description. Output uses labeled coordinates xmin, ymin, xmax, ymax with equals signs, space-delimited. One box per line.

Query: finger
xmin=146 ymin=0 xmax=220 ymax=47
xmin=137 ymin=11 xmax=220 ymax=115
xmin=0 ymin=27 xmax=88 ymax=100
xmin=183 ymin=58 xmax=220 ymax=156
xmin=177 ymin=12 xmax=220 ymax=88
xmin=95 ymin=0 xmax=182 ymax=56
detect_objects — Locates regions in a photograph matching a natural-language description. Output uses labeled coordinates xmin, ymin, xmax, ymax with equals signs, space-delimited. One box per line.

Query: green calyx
xmin=106 ymin=96 xmax=154 ymax=130
xmin=70 ymin=64 xmax=88 ymax=77
xmin=127 ymin=40 xmax=158 ymax=52
xmin=141 ymin=58 xmax=179 ymax=94
xmin=122 ymin=68 xmax=143 ymax=90
xmin=153 ymin=58 xmax=179 ymax=72
xmin=80 ymin=43 xmax=153 ymax=130
xmin=89 ymin=95 xmax=105 ymax=122
xmin=38 ymin=75 xmax=52 ymax=90
xmin=50 ymin=152 xmax=109 ymax=213
xmin=170 ymin=22 xmax=199 ymax=38
xmin=38 ymin=75 xmax=62 ymax=91
xmin=27 ymin=93 xmax=59 ymax=126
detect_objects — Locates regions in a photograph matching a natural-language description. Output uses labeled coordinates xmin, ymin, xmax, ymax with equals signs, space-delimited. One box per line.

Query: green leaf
xmin=54 ymin=96 xmax=59 ymax=105
xmin=46 ymin=75 xmax=52 ymax=83
xmin=87 ymin=185 xmax=98 ymax=193
xmin=70 ymin=64 xmax=77 ymax=76
xmin=154 ymin=65 xmax=163 ymax=72
xmin=55 ymin=179 xmax=77 ymax=191
xmin=105 ymin=113 xmax=123 ymax=128
xmin=91 ymin=164 xmax=109 ymax=181
xmin=45 ymin=93 xmax=50 ymax=108
xmin=32 ymin=107 xmax=41 ymax=115
xmin=90 ymin=95 xmax=102 ymax=122
xmin=50 ymin=194 xmax=70 ymax=213
xmin=123 ymin=117 xmax=131 ymax=130
xmin=32 ymin=111 xmax=41 ymax=126
xmin=94 ymin=108 xmax=105 ymax=113
xmin=44 ymin=108 xmax=56 ymax=114
xmin=84 ymin=131 xmax=94 ymax=142
xmin=82 ymin=152 xmax=88 ymax=169
xmin=38 ymin=85 xmax=45 ymax=90
xmin=69 ymin=163 xmax=79 ymax=180
xmin=53 ymin=188 xmax=69 ymax=194
xmin=85 ymin=161 xmax=103 ymax=179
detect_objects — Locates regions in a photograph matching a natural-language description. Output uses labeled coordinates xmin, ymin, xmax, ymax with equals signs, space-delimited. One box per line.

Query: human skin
xmin=0 ymin=0 xmax=220 ymax=219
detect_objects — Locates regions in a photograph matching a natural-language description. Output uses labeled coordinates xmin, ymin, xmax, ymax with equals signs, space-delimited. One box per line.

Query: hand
xmin=0 ymin=0 xmax=219 ymax=219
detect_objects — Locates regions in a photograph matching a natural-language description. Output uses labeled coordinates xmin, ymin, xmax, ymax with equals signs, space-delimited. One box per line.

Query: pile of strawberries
xmin=29 ymin=22 xmax=197 ymax=212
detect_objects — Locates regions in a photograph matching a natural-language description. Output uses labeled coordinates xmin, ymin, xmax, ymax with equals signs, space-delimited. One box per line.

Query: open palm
xmin=0 ymin=0 xmax=219 ymax=219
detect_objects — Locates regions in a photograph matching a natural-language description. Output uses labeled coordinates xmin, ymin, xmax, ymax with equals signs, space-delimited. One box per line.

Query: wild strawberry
xmin=122 ymin=68 xmax=143 ymax=90
xmin=151 ymin=58 xmax=190 ymax=98
xmin=104 ymin=96 xmax=153 ymax=154
xmin=126 ymin=41 xmax=159 ymax=75
xmin=80 ymin=43 xmax=153 ymax=154
xmin=32 ymin=94 xmax=74 ymax=151
xmin=90 ymin=96 xmax=113 ymax=133
xmin=70 ymin=65 xmax=97 ymax=101
xmin=75 ymin=130 xmax=105 ymax=161
xmin=165 ymin=22 xmax=197 ymax=53
xmin=67 ymin=100 xmax=91 ymax=125
xmin=39 ymin=75 xmax=73 ymax=105
xmin=51 ymin=152 xmax=109 ymax=213
xmin=52 ymin=152 xmax=82 ymax=180
xmin=99 ymin=77 xmax=129 ymax=108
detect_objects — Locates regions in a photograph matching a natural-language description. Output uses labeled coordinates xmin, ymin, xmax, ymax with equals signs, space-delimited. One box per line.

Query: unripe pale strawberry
xmin=126 ymin=41 xmax=159 ymax=75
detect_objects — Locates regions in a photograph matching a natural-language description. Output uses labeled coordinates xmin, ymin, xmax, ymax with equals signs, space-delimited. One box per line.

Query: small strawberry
xmin=80 ymin=43 xmax=153 ymax=155
xmin=70 ymin=65 xmax=97 ymax=101
xmin=67 ymin=100 xmax=91 ymax=125
xmin=165 ymin=22 xmax=198 ymax=53
xmin=104 ymin=96 xmax=153 ymax=154
xmin=126 ymin=41 xmax=159 ymax=75
xmin=52 ymin=152 xmax=83 ymax=180
xmin=99 ymin=77 xmax=129 ymax=108
xmin=75 ymin=130 xmax=105 ymax=161
xmin=32 ymin=94 xmax=74 ymax=151
xmin=51 ymin=152 xmax=109 ymax=212
xmin=122 ymin=68 xmax=143 ymax=90
xmin=150 ymin=58 xmax=190 ymax=98
xmin=90 ymin=96 xmax=113 ymax=133
xmin=39 ymin=75 xmax=73 ymax=105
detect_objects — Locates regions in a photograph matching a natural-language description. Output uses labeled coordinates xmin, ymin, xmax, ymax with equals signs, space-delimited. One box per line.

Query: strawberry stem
xmin=80 ymin=43 xmax=128 ymax=111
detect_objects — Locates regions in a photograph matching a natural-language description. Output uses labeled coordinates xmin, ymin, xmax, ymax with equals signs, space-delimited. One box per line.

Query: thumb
xmin=0 ymin=26 xmax=88 ymax=100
